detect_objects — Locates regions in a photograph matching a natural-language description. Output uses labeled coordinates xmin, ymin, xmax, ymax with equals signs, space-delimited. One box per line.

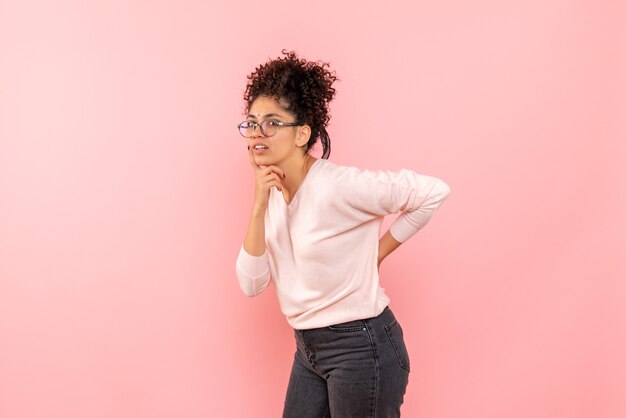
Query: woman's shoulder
xmin=313 ymin=158 xmax=362 ymax=177
xmin=309 ymin=160 xmax=389 ymax=200
xmin=316 ymin=159 xmax=406 ymax=183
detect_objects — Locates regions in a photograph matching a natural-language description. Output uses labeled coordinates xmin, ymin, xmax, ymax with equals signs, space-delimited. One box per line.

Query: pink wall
xmin=1 ymin=1 xmax=624 ymax=417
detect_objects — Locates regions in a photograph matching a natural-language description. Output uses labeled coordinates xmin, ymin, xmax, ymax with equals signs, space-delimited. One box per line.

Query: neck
xmin=279 ymin=153 xmax=317 ymax=204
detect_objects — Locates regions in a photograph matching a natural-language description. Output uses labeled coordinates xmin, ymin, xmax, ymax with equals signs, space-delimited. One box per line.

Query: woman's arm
xmin=243 ymin=147 xmax=284 ymax=255
xmin=235 ymin=148 xmax=285 ymax=296
xmin=237 ymin=207 xmax=272 ymax=297
xmin=378 ymin=230 xmax=402 ymax=268
xmin=243 ymin=209 xmax=267 ymax=256
xmin=338 ymin=165 xmax=450 ymax=267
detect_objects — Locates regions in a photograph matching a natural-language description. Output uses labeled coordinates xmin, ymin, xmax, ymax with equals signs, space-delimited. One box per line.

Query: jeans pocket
xmin=328 ymin=321 xmax=367 ymax=333
xmin=384 ymin=319 xmax=411 ymax=373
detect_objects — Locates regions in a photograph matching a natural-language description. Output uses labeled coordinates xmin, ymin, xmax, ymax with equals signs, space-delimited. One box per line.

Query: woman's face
xmin=246 ymin=96 xmax=306 ymax=167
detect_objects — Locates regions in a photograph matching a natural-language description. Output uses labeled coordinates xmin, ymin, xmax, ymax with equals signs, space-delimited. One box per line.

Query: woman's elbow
xmin=236 ymin=272 xmax=270 ymax=297
xmin=240 ymin=282 xmax=262 ymax=297
xmin=434 ymin=179 xmax=451 ymax=201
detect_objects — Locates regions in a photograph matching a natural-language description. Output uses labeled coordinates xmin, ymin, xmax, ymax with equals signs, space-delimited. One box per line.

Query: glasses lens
xmin=239 ymin=121 xmax=254 ymax=138
xmin=260 ymin=120 xmax=278 ymax=137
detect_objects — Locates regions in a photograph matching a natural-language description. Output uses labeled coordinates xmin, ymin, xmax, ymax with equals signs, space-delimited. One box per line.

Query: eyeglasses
xmin=237 ymin=120 xmax=303 ymax=138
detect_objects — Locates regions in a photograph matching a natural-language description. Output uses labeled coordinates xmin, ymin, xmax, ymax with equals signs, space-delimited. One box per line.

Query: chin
xmin=254 ymin=154 xmax=277 ymax=166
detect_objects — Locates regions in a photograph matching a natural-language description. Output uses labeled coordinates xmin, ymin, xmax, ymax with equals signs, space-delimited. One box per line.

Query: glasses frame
xmin=236 ymin=119 xmax=303 ymax=138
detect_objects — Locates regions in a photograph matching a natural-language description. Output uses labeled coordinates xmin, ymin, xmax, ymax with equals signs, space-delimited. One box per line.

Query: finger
xmin=248 ymin=146 xmax=260 ymax=170
xmin=265 ymin=165 xmax=286 ymax=179
xmin=273 ymin=179 xmax=283 ymax=192
xmin=264 ymin=173 xmax=284 ymax=189
xmin=263 ymin=173 xmax=284 ymax=190
xmin=263 ymin=179 xmax=283 ymax=192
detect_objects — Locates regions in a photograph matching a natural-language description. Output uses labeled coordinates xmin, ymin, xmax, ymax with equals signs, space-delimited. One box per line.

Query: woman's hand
xmin=249 ymin=147 xmax=285 ymax=214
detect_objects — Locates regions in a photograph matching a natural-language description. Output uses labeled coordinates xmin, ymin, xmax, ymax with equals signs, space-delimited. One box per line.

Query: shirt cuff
xmin=388 ymin=216 xmax=416 ymax=243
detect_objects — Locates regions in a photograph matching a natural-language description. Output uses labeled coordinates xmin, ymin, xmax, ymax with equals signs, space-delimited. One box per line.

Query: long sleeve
xmin=338 ymin=167 xmax=451 ymax=243
xmin=233 ymin=158 xmax=451 ymax=329
xmin=235 ymin=246 xmax=271 ymax=297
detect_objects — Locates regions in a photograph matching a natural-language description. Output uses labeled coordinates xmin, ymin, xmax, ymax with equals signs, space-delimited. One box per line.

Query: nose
xmin=250 ymin=124 xmax=265 ymax=138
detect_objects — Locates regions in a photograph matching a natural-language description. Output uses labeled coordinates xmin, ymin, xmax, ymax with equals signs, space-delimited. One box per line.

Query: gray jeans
xmin=283 ymin=306 xmax=410 ymax=418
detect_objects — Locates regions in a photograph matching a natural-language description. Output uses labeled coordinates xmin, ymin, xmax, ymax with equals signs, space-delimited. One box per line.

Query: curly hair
xmin=243 ymin=50 xmax=338 ymax=159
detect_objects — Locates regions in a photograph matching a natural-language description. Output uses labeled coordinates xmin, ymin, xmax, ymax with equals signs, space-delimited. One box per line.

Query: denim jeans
xmin=283 ymin=306 xmax=410 ymax=418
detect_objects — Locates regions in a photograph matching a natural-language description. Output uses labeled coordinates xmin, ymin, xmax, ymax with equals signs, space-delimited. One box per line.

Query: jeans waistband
xmin=296 ymin=306 xmax=394 ymax=333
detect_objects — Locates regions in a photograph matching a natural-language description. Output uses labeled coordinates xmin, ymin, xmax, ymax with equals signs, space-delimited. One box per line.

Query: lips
xmin=251 ymin=142 xmax=269 ymax=151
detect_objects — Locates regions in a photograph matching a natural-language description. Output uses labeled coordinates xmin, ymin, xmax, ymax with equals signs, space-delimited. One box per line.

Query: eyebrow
xmin=246 ymin=113 xmax=284 ymax=120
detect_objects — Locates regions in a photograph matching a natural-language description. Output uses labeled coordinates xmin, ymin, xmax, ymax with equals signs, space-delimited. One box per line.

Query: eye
xmin=266 ymin=120 xmax=280 ymax=127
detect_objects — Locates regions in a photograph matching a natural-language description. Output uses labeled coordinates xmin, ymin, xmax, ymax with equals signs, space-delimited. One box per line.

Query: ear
xmin=295 ymin=125 xmax=311 ymax=148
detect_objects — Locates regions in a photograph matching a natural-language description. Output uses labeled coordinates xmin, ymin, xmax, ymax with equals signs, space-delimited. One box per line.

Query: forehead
xmin=249 ymin=96 xmax=291 ymax=117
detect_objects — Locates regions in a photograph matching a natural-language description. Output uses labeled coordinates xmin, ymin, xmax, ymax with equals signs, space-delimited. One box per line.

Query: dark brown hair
xmin=243 ymin=50 xmax=338 ymax=159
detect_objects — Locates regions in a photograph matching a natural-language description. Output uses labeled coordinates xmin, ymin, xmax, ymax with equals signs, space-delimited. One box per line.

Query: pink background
xmin=1 ymin=1 xmax=625 ymax=417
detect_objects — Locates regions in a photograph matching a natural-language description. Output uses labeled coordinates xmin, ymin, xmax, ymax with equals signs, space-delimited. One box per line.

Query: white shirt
xmin=236 ymin=158 xmax=451 ymax=329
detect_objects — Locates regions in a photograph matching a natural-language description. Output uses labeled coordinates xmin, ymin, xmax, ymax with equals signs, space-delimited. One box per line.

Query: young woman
xmin=235 ymin=50 xmax=450 ymax=418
